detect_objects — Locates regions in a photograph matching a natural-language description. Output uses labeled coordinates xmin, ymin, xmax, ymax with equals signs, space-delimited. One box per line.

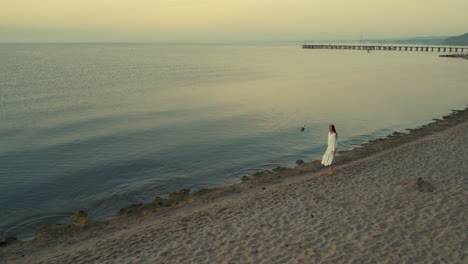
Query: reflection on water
xmin=1 ymin=43 xmax=467 ymax=239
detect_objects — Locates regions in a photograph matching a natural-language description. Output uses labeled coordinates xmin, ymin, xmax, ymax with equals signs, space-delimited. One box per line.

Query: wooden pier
xmin=302 ymin=44 xmax=467 ymax=53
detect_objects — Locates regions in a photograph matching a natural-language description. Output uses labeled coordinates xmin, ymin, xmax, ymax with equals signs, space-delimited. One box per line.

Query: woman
xmin=321 ymin=124 xmax=338 ymax=175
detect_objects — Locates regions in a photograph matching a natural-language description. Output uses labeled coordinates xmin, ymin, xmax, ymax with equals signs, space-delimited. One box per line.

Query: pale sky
xmin=1 ymin=0 xmax=467 ymax=42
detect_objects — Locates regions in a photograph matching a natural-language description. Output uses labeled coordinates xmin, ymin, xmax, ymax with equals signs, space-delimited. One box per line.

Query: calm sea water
xmin=1 ymin=43 xmax=467 ymax=240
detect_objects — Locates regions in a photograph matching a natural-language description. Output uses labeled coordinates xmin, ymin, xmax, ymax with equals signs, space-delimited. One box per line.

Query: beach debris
xmin=416 ymin=178 xmax=434 ymax=192
xmin=168 ymin=189 xmax=191 ymax=203
xmin=119 ymin=197 xmax=170 ymax=216
xmin=193 ymin=188 xmax=221 ymax=197
xmin=241 ymin=170 xmax=276 ymax=183
xmin=241 ymin=176 xmax=251 ymax=182
xmin=391 ymin=131 xmax=404 ymax=136
xmin=119 ymin=186 xmax=227 ymax=217
xmin=217 ymin=207 xmax=228 ymax=214
xmin=72 ymin=210 xmax=88 ymax=225
xmin=403 ymin=178 xmax=434 ymax=193
xmin=152 ymin=197 xmax=168 ymax=207
xmin=0 ymin=237 xmax=18 ymax=247
xmin=119 ymin=189 xmax=194 ymax=217
xmin=253 ymin=170 xmax=272 ymax=177
xmin=119 ymin=203 xmax=145 ymax=216
xmin=296 ymin=159 xmax=305 ymax=165
xmin=33 ymin=211 xmax=101 ymax=242
xmin=273 ymin=166 xmax=287 ymax=172
xmin=310 ymin=214 xmax=314 ymax=218
xmin=35 ymin=223 xmax=85 ymax=242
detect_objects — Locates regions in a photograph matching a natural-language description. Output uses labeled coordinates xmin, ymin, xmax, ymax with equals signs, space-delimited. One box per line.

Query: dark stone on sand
xmin=403 ymin=178 xmax=434 ymax=193
xmin=253 ymin=171 xmax=275 ymax=180
xmin=241 ymin=176 xmax=252 ymax=182
xmin=119 ymin=197 xmax=170 ymax=217
xmin=273 ymin=166 xmax=287 ymax=172
xmin=152 ymin=196 xmax=168 ymax=206
xmin=168 ymin=189 xmax=191 ymax=203
xmin=193 ymin=188 xmax=220 ymax=196
xmin=253 ymin=170 xmax=272 ymax=177
xmin=0 ymin=237 xmax=18 ymax=247
xmin=417 ymin=178 xmax=434 ymax=192
xmin=241 ymin=170 xmax=277 ymax=183
xmin=32 ymin=210 xmax=102 ymax=242
xmin=119 ymin=189 xmax=194 ymax=217
xmin=35 ymin=224 xmax=85 ymax=242
xmin=119 ymin=203 xmax=145 ymax=216
xmin=295 ymin=159 xmax=305 ymax=165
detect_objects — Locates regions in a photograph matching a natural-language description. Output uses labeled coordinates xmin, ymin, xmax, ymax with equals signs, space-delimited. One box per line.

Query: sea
xmin=1 ymin=42 xmax=467 ymax=240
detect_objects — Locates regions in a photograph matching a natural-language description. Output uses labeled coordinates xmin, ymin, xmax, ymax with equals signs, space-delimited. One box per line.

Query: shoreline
xmin=1 ymin=106 xmax=467 ymax=263
xmin=105 ymin=106 xmax=468 ymax=219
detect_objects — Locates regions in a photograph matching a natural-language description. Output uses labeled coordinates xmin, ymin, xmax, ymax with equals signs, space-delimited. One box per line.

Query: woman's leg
xmin=328 ymin=165 xmax=334 ymax=175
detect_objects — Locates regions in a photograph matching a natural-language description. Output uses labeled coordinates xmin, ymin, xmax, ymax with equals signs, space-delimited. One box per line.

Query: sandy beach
xmin=1 ymin=110 xmax=467 ymax=264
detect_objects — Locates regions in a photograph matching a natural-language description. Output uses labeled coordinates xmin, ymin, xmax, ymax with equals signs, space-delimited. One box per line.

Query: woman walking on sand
xmin=321 ymin=124 xmax=338 ymax=175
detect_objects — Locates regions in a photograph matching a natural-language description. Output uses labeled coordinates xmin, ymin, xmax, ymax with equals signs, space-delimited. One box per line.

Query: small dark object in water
xmin=300 ymin=126 xmax=305 ymax=132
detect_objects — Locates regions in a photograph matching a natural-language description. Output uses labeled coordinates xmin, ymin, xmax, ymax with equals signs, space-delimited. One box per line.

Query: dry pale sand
xmin=1 ymin=120 xmax=467 ymax=264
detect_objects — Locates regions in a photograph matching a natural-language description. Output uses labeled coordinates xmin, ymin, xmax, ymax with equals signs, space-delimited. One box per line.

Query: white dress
xmin=321 ymin=132 xmax=338 ymax=166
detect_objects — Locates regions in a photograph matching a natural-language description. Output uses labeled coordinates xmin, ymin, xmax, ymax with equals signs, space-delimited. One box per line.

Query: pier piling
xmin=302 ymin=44 xmax=467 ymax=54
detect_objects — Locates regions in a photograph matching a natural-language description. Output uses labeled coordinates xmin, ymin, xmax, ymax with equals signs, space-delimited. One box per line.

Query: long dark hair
xmin=330 ymin=124 xmax=338 ymax=138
